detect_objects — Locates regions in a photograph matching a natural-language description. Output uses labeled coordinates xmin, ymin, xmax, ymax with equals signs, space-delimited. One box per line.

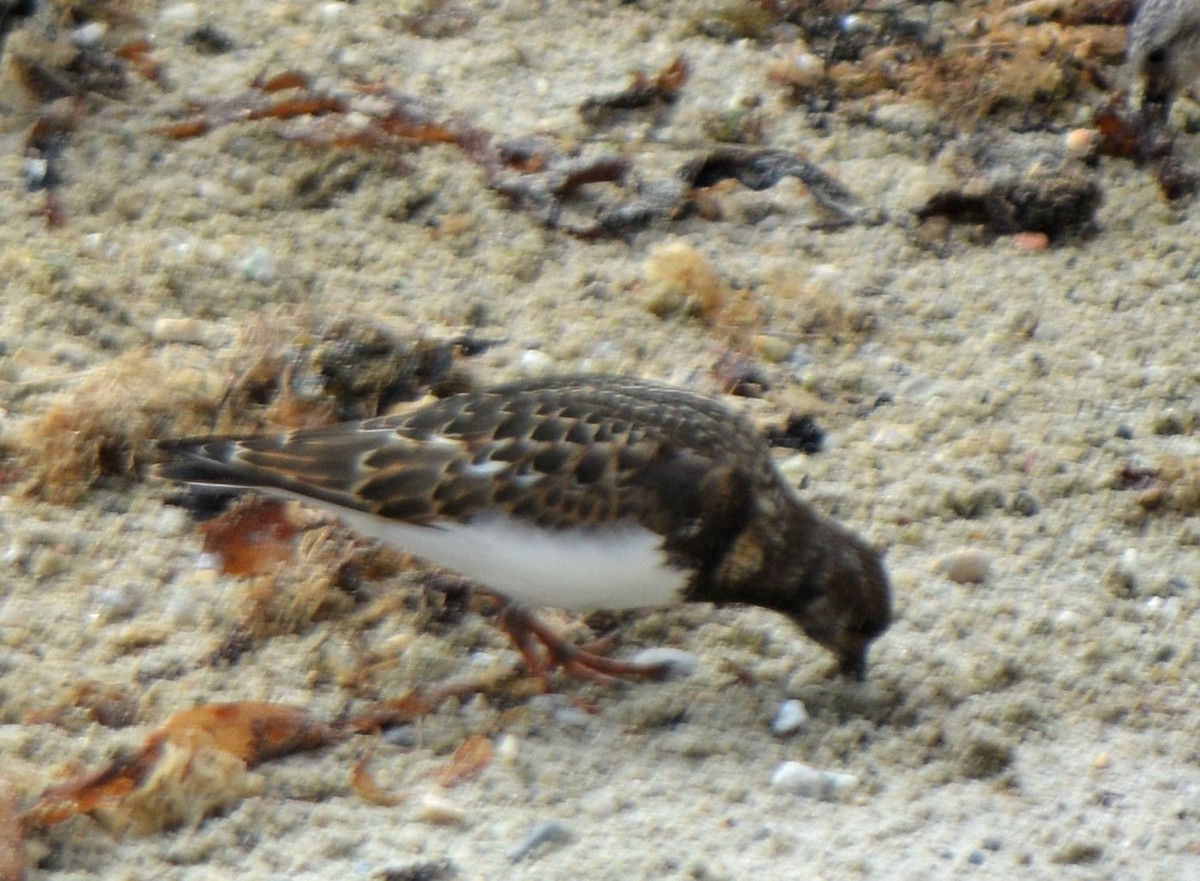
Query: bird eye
xmin=1146 ymin=46 xmax=1169 ymax=67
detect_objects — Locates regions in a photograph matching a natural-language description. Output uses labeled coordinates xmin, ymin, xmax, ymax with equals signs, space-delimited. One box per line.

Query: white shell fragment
xmin=627 ymin=647 xmax=699 ymax=677
xmin=936 ymin=549 xmax=992 ymax=584
xmin=417 ymin=793 xmax=468 ymax=826
xmin=770 ymin=761 xmax=858 ymax=801
xmin=771 ymin=699 xmax=809 ymax=737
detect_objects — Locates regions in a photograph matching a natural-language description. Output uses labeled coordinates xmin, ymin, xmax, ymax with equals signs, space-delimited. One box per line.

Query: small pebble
xmin=1053 ymin=609 xmax=1081 ymax=630
xmin=416 ymin=793 xmax=468 ymax=826
xmin=519 ymin=349 xmax=553 ymax=372
xmin=159 ymin=2 xmax=199 ymax=25
xmin=71 ymin=22 xmax=107 ymax=47
xmin=753 ymin=334 xmax=793 ymax=364
xmin=770 ymin=699 xmax=809 ymax=737
xmin=90 ymin=583 xmax=141 ymax=622
xmin=238 ymin=246 xmax=277 ymax=284
xmin=195 ymin=551 xmax=223 ymax=571
xmin=552 ymin=706 xmax=593 ymax=728
xmin=769 ymin=761 xmax=857 ymax=801
xmin=870 ymin=426 xmax=916 ymax=451
xmin=495 ymin=733 xmax=519 ymax=765
xmin=1064 ymin=128 xmax=1097 ymax=159
xmin=382 ymin=726 xmax=417 ymax=748
xmin=936 ymin=549 xmax=992 ymax=585
xmin=509 ymin=820 xmax=572 ymax=863
xmin=628 ymin=647 xmax=699 ymax=678
xmin=1012 ymin=231 xmax=1050 ymax=251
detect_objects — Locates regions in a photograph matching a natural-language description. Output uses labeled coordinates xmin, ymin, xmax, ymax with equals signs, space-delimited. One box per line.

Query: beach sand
xmin=0 ymin=2 xmax=1197 ymax=878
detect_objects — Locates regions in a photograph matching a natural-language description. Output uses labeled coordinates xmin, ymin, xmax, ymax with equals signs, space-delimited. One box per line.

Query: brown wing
xmin=157 ymin=375 xmax=772 ymax=540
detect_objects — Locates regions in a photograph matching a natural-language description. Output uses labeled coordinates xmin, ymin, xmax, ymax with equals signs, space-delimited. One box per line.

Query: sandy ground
xmin=0 ymin=1 xmax=1198 ymax=879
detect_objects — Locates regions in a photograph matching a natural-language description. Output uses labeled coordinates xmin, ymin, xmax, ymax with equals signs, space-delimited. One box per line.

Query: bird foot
xmin=498 ymin=605 xmax=672 ymax=688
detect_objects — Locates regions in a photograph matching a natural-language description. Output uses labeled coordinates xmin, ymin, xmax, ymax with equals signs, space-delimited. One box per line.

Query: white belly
xmin=335 ymin=507 xmax=688 ymax=612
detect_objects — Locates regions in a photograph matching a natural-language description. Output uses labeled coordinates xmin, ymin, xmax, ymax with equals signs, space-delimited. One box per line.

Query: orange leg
xmin=497 ymin=605 xmax=671 ymax=687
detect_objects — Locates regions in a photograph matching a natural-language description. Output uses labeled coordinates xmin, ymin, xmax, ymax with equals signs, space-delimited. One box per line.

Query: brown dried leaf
xmin=351 ymin=750 xmax=403 ymax=807
xmin=159 ymin=702 xmax=334 ymax=766
xmin=25 ymin=701 xmax=334 ymax=832
xmin=25 ymin=739 xmax=164 ymax=827
xmin=198 ymin=497 xmax=297 ymax=576
xmin=579 ymin=56 xmax=688 ymax=126
xmin=433 ymin=735 xmax=493 ymax=788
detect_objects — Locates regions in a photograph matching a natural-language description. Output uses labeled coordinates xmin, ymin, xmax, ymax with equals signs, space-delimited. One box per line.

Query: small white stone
xmin=520 ymin=349 xmax=553 ymax=371
xmin=1064 ymin=128 xmax=1097 ymax=159
xmin=195 ymin=551 xmax=223 ymax=571
xmin=771 ymin=699 xmax=809 ymax=737
xmin=1054 ymin=609 xmax=1081 ymax=630
xmin=936 ymin=549 xmax=992 ymax=585
xmin=320 ymin=2 xmax=347 ymax=21
xmin=495 ymin=733 xmax=519 ymax=765
xmin=468 ymin=650 xmax=498 ymax=667
xmin=24 ymin=157 xmax=48 ymax=188
xmin=159 ymin=2 xmax=199 ymax=25
xmin=91 ymin=583 xmax=141 ymax=622
xmin=238 ymin=246 xmax=277 ymax=284
xmin=72 ymin=22 xmax=107 ymax=48
xmin=338 ymin=46 xmax=371 ymax=69
xmin=628 ymin=647 xmax=699 ymax=678
xmin=770 ymin=761 xmax=857 ymax=801
xmin=416 ymin=793 xmax=468 ymax=825
xmin=871 ymin=426 xmax=917 ymax=451
xmin=552 ymin=706 xmax=592 ymax=728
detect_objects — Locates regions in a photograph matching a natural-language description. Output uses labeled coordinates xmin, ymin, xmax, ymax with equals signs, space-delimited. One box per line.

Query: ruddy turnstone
xmin=157 ymin=375 xmax=891 ymax=681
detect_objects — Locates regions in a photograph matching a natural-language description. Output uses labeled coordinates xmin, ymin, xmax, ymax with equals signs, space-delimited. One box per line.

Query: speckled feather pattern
xmin=158 ymin=375 xmax=893 ymax=676
xmin=160 ymin=376 xmax=787 ymax=550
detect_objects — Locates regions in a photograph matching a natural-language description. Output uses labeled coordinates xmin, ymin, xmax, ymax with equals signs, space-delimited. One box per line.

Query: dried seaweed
xmin=913 ymin=132 xmax=1102 ymax=240
xmin=579 ymin=56 xmax=688 ymax=127
xmin=753 ymin=1 xmax=1127 ymax=132
xmin=1092 ymin=95 xmax=1197 ymax=201
xmin=17 ymin=664 xmax=518 ymax=849
xmin=681 ymin=147 xmax=880 ymax=228
xmin=155 ymin=66 xmax=879 ymax=236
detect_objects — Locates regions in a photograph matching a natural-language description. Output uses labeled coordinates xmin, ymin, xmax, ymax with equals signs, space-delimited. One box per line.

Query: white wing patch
xmin=336 ymin=507 xmax=687 ymax=611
